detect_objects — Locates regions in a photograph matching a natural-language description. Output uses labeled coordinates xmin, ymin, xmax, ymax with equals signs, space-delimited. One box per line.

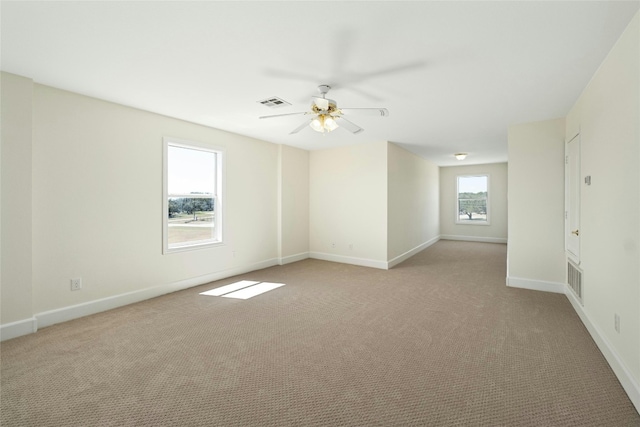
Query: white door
xmin=566 ymin=134 xmax=580 ymax=261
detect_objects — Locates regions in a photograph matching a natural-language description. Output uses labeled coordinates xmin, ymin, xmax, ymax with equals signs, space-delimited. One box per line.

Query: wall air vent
xmin=567 ymin=261 xmax=583 ymax=304
xmin=257 ymin=97 xmax=291 ymax=108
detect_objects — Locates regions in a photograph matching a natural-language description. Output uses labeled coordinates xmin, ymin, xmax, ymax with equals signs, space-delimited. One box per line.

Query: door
xmin=566 ymin=134 xmax=580 ymax=262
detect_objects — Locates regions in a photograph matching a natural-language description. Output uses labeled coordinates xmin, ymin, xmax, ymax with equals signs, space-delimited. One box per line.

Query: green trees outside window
xmin=164 ymin=138 xmax=223 ymax=253
xmin=457 ymin=175 xmax=489 ymax=223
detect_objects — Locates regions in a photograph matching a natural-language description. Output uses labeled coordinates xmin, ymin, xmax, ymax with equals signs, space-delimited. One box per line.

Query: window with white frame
xmin=456 ymin=175 xmax=489 ymax=225
xmin=163 ymin=138 xmax=223 ymax=253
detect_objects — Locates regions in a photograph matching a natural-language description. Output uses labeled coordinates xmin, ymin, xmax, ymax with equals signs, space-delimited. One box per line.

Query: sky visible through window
xmin=459 ymin=175 xmax=487 ymax=193
xmin=167 ymin=145 xmax=216 ymax=195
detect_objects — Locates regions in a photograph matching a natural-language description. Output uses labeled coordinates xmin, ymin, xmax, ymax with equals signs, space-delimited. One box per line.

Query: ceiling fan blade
xmin=338 ymin=117 xmax=364 ymax=134
xmin=312 ymin=97 xmax=329 ymax=110
xmin=339 ymin=108 xmax=389 ymax=117
xmin=289 ymin=120 xmax=311 ymax=135
xmin=259 ymin=112 xmax=307 ymax=119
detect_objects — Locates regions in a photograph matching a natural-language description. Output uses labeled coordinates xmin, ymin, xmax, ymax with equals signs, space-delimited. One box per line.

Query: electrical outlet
xmin=331 ymin=242 xmax=336 ymax=248
xmin=70 ymin=278 xmax=82 ymax=291
xmin=349 ymin=244 xmax=353 ymax=250
xmin=614 ymin=314 xmax=620 ymax=333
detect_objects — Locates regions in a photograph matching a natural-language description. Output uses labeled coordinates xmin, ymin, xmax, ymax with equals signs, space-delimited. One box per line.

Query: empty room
xmin=1 ymin=1 xmax=639 ymax=425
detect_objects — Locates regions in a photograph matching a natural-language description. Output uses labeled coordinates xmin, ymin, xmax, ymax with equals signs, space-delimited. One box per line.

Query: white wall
xmin=387 ymin=143 xmax=440 ymax=265
xmin=30 ymin=84 xmax=280 ymax=315
xmin=439 ymin=163 xmax=507 ymax=243
xmin=0 ymin=77 xmax=438 ymax=337
xmin=0 ymin=78 xmax=291 ymax=337
xmin=278 ymin=144 xmax=309 ymax=264
xmin=1 ymin=73 xmax=34 ymax=335
xmin=309 ymin=141 xmax=388 ymax=268
xmin=507 ymin=118 xmax=566 ymax=291
xmin=565 ymin=11 xmax=639 ymax=395
xmin=506 ymin=12 xmax=640 ymax=405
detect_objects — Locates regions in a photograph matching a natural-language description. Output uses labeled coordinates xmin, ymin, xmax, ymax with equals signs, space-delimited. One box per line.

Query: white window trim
xmin=455 ymin=174 xmax=490 ymax=226
xmin=163 ymin=137 xmax=225 ymax=254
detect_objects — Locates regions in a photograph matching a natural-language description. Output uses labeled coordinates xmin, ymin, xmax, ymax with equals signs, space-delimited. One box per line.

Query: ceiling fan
xmin=259 ymin=85 xmax=389 ymax=135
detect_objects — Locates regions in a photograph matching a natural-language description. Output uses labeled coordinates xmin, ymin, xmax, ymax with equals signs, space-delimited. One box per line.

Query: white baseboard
xmin=565 ymin=286 xmax=640 ymax=412
xmin=310 ymin=236 xmax=442 ymax=270
xmin=508 ymin=275 xmax=640 ymax=412
xmin=279 ymin=252 xmax=309 ymax=265
xmin=309 ymin=252 xmax=388 ymax=270
xmin=387 ymin=236 xmax=440 ymax=269
xmin=0 ymin=317 xmax=38 ymax=342
xmin=30 ymin=258 xmax=280 ymax=332
xmin=506 ymin=276 xmax=565 ymax=293
xmin=441 ymin=235 xmax=507 ymax=244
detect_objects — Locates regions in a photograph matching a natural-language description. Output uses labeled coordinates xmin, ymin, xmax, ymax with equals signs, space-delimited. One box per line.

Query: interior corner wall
xmin=439 ymin=163 xmax=508 ymax=243
xmin=507 ymin=118 xmax=566 ymax=289
xmin=278 ymin=144 xmax=309 ymax=264
xmin=566 ymin=11 xmax=640 ymax=391
xmin=309 ymin=141 xmax=388 ymax=268
xmin=1 ymin=72 xmax=34 ymax=329
xmin=387 ymin=142 xmax=439 ymax=263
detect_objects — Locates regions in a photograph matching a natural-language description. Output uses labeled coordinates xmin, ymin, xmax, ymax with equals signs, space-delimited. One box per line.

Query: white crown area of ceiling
xmin=2 ymin=1 xmax=638 ymax=166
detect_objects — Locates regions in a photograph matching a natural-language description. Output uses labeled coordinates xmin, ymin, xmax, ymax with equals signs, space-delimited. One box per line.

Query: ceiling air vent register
xmin=257 ymin=97 xmax=291 ymax=108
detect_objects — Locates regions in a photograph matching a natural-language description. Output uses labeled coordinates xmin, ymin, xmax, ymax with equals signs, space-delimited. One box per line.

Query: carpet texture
xmin=1 ymin=241 xmax=638 ymax=426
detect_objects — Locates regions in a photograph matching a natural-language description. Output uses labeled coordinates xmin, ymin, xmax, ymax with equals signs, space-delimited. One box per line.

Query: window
xmin=456 ymin=175 xmax=489 ymax=225
xmin=163 ymin=138 xmax=223 ymax=253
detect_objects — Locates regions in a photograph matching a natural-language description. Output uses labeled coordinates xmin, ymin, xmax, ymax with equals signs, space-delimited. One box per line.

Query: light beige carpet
xmin=1 ymin=241 xmax=638 ymax=426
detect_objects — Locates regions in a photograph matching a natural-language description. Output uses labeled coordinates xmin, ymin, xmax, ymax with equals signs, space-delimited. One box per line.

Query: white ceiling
xmin=2 ymin=1 xmax=638 ymax=166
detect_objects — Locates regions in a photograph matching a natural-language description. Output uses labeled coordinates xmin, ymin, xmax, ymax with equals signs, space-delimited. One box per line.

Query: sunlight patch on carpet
xmin=199 ymin=280 xmax=259 ymax=296
xmin=221 ymin=282 xmax=285 ymax=299
xmin=200 ymin=281 xmax=285 ymax=299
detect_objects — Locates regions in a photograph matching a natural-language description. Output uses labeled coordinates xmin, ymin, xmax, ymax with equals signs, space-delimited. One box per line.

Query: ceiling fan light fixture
xmin=262 ymin=84 xmax=386 ymax=135
xmin=310 ymin=115 xmax=339 ymax=133
xmin=310 ymin=116 xmax=324 ymax=132
xmin=454 ymin=153 xmax=468 ymax=160
xmin=324 ymin=116 xmax=338 ymax=132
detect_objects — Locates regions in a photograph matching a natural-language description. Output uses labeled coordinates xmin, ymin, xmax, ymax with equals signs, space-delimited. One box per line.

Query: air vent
xmin=567 ymin=261 xmax=583 ymax=304
xmin=257 ymin=97 xmax=291 ymax=108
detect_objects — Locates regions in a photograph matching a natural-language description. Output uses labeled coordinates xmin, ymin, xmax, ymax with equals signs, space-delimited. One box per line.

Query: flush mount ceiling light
xmin=454 ymin=153 xmax=468 ymax=160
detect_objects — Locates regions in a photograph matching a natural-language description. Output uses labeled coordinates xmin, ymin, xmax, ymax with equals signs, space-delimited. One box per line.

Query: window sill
xmin=164 ymin=240 xmax=224 ymax=254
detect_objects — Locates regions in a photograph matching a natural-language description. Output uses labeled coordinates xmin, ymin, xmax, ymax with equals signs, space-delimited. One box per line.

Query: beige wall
xmin=567 ymin=12 xmax=639 ymax=385
xmin=278 ymin=144 xmax=309 ymax=263
xmin=507 ymin=118 xmax=566 ymax=287
xmin=387 ymin=143 xmax=439 ymax=262
xmin=439 ymin=163 xmax=507 ymax=243
xmin=506 ymin=12 xmax=639 ymax=403
xmin=1 ymin=73 xmax=34 ymax=328
xmin=0 ymin=80 xmax=285 ymax=326
xmin=31 ymin=84 xmax=280 ymax=314
xmin=309 ymin=141 xmax=388 ymax=267
xmin=1 ymin=76 xmax=438 ymax=334
xmin=309 ymin=141 xmax=439 ymax=268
